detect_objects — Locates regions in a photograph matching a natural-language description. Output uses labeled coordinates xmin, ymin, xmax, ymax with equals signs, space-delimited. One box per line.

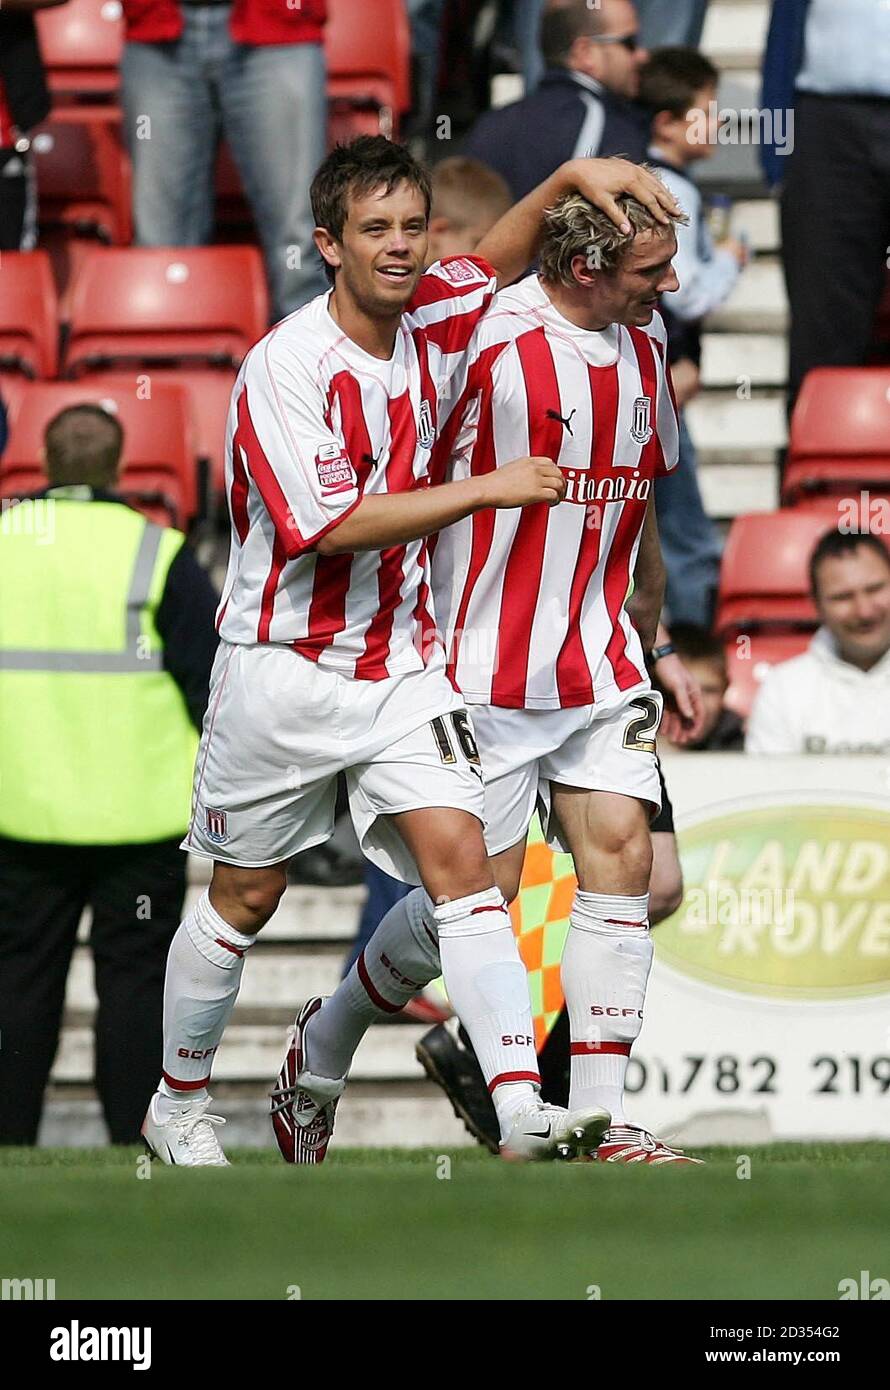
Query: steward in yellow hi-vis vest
xmin=0 ymin=402 xmax=218 ymax=1146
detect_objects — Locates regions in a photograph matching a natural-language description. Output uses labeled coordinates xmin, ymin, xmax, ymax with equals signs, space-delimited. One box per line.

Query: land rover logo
xmin=656 ymin=802 xmax=890 ymax=999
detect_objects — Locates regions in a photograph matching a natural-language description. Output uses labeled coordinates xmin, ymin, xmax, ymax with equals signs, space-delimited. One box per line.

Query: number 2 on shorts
xmin=622 ymin=695 xmax=661 ymax=753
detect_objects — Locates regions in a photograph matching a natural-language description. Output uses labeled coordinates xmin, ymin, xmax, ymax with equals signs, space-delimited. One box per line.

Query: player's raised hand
xmin=565 ymin=157 xmax=682 ymax=234
xmin=481 ymin=457 xmax=566 ymax=509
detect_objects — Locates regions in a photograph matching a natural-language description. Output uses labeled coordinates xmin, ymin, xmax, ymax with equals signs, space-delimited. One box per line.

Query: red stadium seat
xmin=0 ymin=252 xmax=59 ymax=379
xmin=723 ymin=631 xmax=812 ymax=721
xmin=789 ymin=491 xmax=890 ymax=534
xmin=782 ymin=367 xmax=890 ymax=503
xmin=31 ymin=108 xmax=132 ymax=246
xmin=62 ymin=247 xmax=269 ymax=376
xmin=715 ymin=510 xmax=836 ymax=637
xmin=0 ymin=379 xmax=198 ymax=530
xmin=169 ymin=368 xmax=237 ymax=501
xmin=35 ymin=0 xmax=123 ymax=99
xmin=325 ymin=0 xmax=412 ymax=137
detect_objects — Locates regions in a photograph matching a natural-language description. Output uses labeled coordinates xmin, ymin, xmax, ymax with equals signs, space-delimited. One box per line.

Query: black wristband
xmin=650 ymin=642 xmax=675 ymax=664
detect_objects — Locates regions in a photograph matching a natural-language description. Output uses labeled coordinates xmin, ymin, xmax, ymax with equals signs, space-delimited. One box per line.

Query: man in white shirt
xmin=746 ymin=530 xmax=890 ymax=755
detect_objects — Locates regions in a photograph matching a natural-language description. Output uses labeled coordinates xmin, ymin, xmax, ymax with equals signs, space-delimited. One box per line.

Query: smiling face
xmin=314 ymin=180 xmax=429 ymax=318
xmin=587 ymin=226 xmax=680 ymax=327
xmin=814 ymin=545 xmax=890 ymax=670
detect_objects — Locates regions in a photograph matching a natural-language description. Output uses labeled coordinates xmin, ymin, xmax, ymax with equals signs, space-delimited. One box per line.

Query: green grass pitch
xmin=2 ymin=1144 xmax=888 ymax=1301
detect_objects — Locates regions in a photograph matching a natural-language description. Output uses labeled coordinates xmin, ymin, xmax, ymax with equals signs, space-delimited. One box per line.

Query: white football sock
xmin=435 ymin=886 xmax=540 ymax=1141
xmin=561 ymin=890 xmax=652 ymax=1125
xmin=304 ymin=886 xmax=440 ymax=1081
xmin=158 ymin=890 xmax=256 ymax=1119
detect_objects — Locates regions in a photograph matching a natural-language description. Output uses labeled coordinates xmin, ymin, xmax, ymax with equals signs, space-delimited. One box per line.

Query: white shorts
xmin=183 ymin=642 xmax=485 ymax=884
xmin=469 ymin=683 xmax=664 ymax=856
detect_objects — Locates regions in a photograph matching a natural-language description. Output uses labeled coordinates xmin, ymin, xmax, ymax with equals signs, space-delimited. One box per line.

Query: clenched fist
xmin=480 ymin=457 xmax=566 ymax=509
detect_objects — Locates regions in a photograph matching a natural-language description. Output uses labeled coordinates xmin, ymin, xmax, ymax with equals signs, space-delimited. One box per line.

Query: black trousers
xmin=781 ymin=93 xmax=890 ymax=413
xmin=0 ymin=836 xmax=186 ymax=1145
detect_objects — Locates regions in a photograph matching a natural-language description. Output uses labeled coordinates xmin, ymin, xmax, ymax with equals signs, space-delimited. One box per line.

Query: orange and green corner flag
xmin=508 ymin=816 xmax=577 ymax=1050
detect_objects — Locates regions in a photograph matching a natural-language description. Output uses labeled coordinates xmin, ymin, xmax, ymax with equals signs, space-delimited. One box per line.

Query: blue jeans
xmin=121 ymin=6 xmax=328 ymax=319
xmin=654 ymin=412 xmax=722 ymax=629
xmin=342 ymin=862 xmax=410 ymax=979
xmin=635 ymin=0 xmax=710 ymax=49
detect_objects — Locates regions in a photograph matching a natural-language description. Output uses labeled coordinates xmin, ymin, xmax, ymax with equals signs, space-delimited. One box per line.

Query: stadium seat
xmin=0 ymin=380 xmax=198 ymax=530
xmin=723 ymin=631 xmax=812 ymax=722
xmin=0 ymin=252 xmax=59 ymax=379
xmin=782 ymin=367 xmax=890 ymax=503
xmin=35 ymin=0 xmax=123 ymax=99
xmin=31 ymin=108 xmax=132 ymax=246
xmin=168 ymin=368 xmax=236 ymax=502
xmin=325 ymin=0 xmax=412 ymax=137
xmin=789 ymin=491 xmax=890 ymax=534
xmin=62 ymin=247 xmax=269 ymax=376
xmin=714 ymin=510 xmax=835 ymax=637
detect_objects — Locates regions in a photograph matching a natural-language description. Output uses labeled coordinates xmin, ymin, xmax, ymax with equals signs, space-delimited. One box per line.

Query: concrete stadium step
xmin=701 ymin=332 xmax=786 ymax=388
xmin=707 ymin=258 xmax=787 ymax=332
xmin=731 ymin=198 xmax=779 ymax=253
xmin=51 ymin=1022 xmax=433 ymax=1085
xmin=64 ymin=942 xmax=346 ymax=1013
xmin=702 ymin=1 xmax=770 ymax=71
xmin=695 ymin=72 xmax=768 ymax=195
xmin=698 ymin=461 xmax=779 ymax=518
xmin=75 ymin=880 xmax=365 ymax=946
xmin=686 ymin=389 xmax=787 ymax=460
xmin=38 ymin=1086 xmax=477 ymax=1150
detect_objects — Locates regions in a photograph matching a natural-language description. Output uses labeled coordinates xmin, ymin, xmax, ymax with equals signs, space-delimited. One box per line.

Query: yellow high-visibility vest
xmin=0 ymin=496 xmax=198 ymax=843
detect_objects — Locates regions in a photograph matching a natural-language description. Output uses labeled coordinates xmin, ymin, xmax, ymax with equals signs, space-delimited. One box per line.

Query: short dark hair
xmin=44 ymin=404 xmax=123 ymax=488
xmin=670 ymin=623 xmax=726 ymax=668
xmin=540 ymin=0 xmax=608 ymax=69
xmin=809 ymin=528 xmax=890 ymax=598
xmin=639 ymin=46 xmax=719 ymax=117
xmin=310 ymin=137 xmax=432 ymax=283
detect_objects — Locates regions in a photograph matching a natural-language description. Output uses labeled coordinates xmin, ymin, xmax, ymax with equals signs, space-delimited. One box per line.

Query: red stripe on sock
xmin=215 ymin=937 xmax=244 ymax=958
xmin=570 ymin=1041 xmax=631 ymax=1056
xmin=604 ymin=919 xmax=647 ymax=928
xmin=471 ymin=905 xmax=504 ymax=916
xmin=488 ymin=1070 xmax=541 ymax=1093
xmin=356 ymin=950 xmax=403 ymax=1015
xmin=162 ymin=1071 xmax=212 ymax=1091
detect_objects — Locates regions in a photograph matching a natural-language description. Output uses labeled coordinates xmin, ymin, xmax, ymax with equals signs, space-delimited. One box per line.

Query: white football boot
xmin=500 ymin=1101 xmax=611 ymax=1162
xmin=142 ymin=1095 xmax=229 ymax=1167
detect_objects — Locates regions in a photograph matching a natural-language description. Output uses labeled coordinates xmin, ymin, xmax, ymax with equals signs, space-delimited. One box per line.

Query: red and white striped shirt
xmin=430 ymin=274 xmax=679 ymax=709
xmin=216 ymin=256 xmax=498 ymax=678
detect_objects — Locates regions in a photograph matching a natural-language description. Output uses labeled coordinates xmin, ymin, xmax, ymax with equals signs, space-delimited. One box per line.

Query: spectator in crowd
xmin=640 ymin=48 xmax=748 ymax=627
xmin=636 ymin=0 xmax=710 ymax=49
xmin=747 ymin=531 xmax=890 ymax=754
xmin=120 ymin=0 xmax=328 ymax=321
xmin=0 ymin=0 xmax=68 ymax=251
xmin=0 ymin=405 xmax=219 ymax=1145
xmin=761 ymin=0 xmax=890 ymax=411
xmin=426 ymin=155 xmax=512 ymax=263
xmin=660 ymin=624 xmax=743 ymax=750
xmin=462 ymin=0 xmax=650 ymax=201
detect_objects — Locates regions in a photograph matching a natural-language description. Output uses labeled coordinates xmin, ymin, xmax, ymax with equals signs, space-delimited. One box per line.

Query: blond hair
xmin=539 ymin=182 xmax=687 ymax=287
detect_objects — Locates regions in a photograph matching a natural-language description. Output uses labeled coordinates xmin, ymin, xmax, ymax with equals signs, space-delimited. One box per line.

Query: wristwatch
xmin=649 ymin=642 xmax=675 ymax=664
